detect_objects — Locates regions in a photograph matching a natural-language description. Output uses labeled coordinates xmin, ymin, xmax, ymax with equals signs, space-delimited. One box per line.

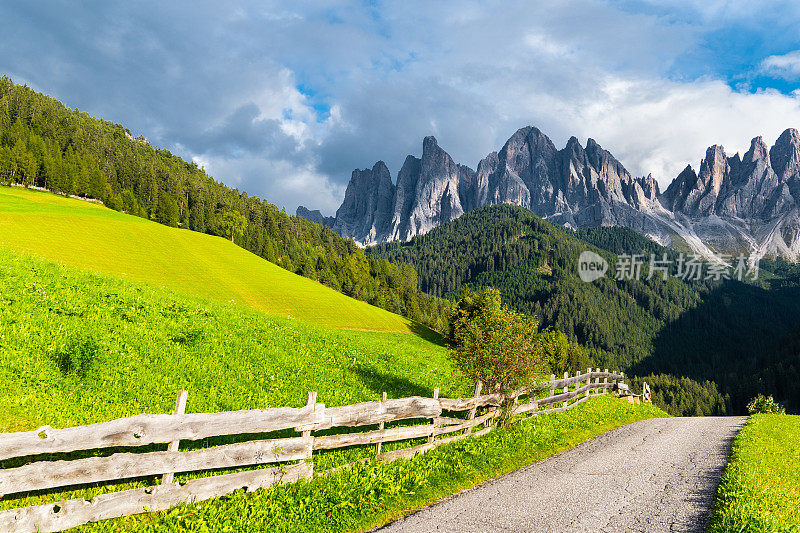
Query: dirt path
xmin=377 ymin=416 xmax=746 ymax=533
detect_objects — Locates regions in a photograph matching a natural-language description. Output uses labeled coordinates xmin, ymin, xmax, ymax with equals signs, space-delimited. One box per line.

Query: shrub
xmin=746 ymin=394 xmax=785 ymax=414
xmin=53 ymin=337 xmax=100 ymax=377
xmin=449 ymin=288 xmax=545 ymax=395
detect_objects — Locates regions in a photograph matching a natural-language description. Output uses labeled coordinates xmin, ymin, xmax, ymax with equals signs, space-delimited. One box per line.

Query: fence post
xmin=428 ymin=387 xmax=440 ymax=444
xmin=586 ymin=367 xmax=592 ymax=397
xmin=375 ymin=391 xmax=387 ymax=455
xmin=562 ymin=371 xmax=569 ymax=408
xmin=302 ymin=391 xmax=316 ymax=476
xmin=162 ymin=389 xmax=188 ymax=485
xmin=595 ymin=368 xmax=601 ymax=393
xmin=603 ymin=369 xmax=609 ymax=394
xmin=465 ymin=381 xmax=483 ymax=435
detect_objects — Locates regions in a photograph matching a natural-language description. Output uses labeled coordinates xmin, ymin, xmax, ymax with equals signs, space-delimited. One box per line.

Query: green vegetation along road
xmin=709 ymin=414 xmax=800 ymax=532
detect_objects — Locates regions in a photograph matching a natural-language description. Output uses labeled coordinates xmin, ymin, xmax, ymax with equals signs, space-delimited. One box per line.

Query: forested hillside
xmin=369 ymin=204 xmax=800 ymax=415
xmin=0 ymin=77 xmax=450 ymax=331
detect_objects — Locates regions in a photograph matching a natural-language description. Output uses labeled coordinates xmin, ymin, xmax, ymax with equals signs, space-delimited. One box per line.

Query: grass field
xmin=0 ymin=247 xmax=461 ymax=433
xmin=0 ymin=185 xmax=414 ymax=332
xmin=708 ymin=414 xmax=800 ymax=532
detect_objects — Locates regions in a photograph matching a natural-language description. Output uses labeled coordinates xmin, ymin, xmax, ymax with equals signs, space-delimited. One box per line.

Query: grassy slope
xmin=0 ymin=247 xmax=461 ymax=433
xmin=72 ymin=396 xmax=666 ymax=533
xmin=0 ymin=185 xmax=414 ymax=332
xmin=709 ymin=414 xmax=800 ymax=532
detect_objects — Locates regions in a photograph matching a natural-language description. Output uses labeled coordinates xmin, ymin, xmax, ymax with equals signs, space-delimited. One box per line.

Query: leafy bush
xmin=449 ymin=288 xmax=545 ymax=394
xmin=53 ymin=337 xmax=100 ymax=377
xmin=746 ymin=394 xmax=786 ymax=414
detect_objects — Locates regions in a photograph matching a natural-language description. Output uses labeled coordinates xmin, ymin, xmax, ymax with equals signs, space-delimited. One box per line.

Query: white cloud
xmin=192 ymin=153 xmax=345 ymax=214
xmin=561 ymin=77 xmax=800 ymax=186
xmin=761 ymin=50 xmax=800 ymax=81
xmin=4 ymin=0 xmax=800 ymax=214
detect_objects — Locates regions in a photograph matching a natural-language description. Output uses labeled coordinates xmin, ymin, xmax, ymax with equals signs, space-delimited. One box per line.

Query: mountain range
xmin=298 ymin=126 xmax=800 ymax=262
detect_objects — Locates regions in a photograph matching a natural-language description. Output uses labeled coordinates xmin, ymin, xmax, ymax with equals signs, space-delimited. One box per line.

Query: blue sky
xmin=2 ymin=1 xmax=800 ymax=213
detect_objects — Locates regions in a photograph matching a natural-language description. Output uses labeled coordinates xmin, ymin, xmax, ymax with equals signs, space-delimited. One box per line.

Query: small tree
xmin=219 ymin=211 xmax=248 ymax=242
xmin=449 ymin=288 xmax=545 ymax=397
xmin=746 ymin=394 xmax=785 ymax=414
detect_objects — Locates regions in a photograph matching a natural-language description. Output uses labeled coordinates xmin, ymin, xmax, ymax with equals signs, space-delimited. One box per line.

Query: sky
xmin=3 ymin=1 xmax=800 ymax=215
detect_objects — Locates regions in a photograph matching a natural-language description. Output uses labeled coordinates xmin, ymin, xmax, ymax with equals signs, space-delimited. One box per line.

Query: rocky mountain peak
xmin=301 ymin=125 xmax=800 ymax=261
xmin=330 ymin=160 xmax=395 ymax=245
xmin=746 ymin=136 xmax=769 ymax=163
xmin=770 ymin=128 xmax=800 ymax=181
xmin=296 ymin=206 xmax=334 ymax=227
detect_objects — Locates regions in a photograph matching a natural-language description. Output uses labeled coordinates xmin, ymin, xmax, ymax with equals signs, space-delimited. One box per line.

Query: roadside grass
xmin=0 ymin=185 xmax=414 ymax=332
xmin=64 ymin=395 xmax=666 ymax=532
xmin=708 ymin=414 xmax=800 ymax=532
xmin=0 ymin=247 xmax=462 ymax=434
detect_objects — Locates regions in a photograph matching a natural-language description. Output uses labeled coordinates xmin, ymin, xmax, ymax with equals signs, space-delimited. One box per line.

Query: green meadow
xmin=0 ymin=246 xmax=462 ymax=433
xmin=0 ymin=185 xmax=414 ymax=332
xmin=709 ymin=414 xmax=800 ymax=532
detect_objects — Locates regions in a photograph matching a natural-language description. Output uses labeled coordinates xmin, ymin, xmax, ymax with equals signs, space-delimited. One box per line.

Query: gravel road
xmin=376 ymin=416 xmax=746 ymax=533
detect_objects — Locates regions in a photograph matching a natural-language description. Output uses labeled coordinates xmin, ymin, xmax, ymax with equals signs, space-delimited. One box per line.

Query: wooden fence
xmin=0 ymin=369 xmax=638 ymax=532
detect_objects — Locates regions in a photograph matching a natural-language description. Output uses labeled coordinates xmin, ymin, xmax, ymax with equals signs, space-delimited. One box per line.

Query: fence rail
xmin=0 ymin=369 xmax=644 ymax=533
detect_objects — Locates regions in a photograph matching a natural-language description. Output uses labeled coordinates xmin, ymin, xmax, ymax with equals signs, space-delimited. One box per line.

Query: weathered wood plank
xmin=378 ymin=442 xmax=435 ymax=462
xmin=316 ymin=397 xmax=441 ymax=429
xmin=434 ymin=410 xmax=498 ymax=436
xmin=161 ymin=390 xmax=188 ymax=485
xmin=0 ymin=437 xmax=312 ymax=496
xmin=590 ymin=371 xmax=623 ymax=380
xmin=428 ymin=388 xmax=439 ymax=445
xmin=313 ymin=424 xmax=433 ymax=451
xmin=438 ymin=397 xmax=475 ymax=411
xmin=513 ymin=398 xmax=541 ymax=415
xmin=540 ymin=373 xmax=591 ymax=391
xmin=0 ymin=462 xmax=311 ymax=533
xmin=537 ymin=384 xmax=590 ymax=407
xmin=536 ymin=382 xmax=615 ymax=408
xmin=530 ymin=394 xmax=590 ymax=416
xmin=435 ymin=416 xmax=467 ymax=425
xmin=438 ymin=392 xmax=503 ymax=412
xmin=465 ymin=381 xmax=483 ymax=436
xmin=0 ymin=406 xmax=325 ymax=461
xmin=375 ymin=392 xmax=388 ymax=455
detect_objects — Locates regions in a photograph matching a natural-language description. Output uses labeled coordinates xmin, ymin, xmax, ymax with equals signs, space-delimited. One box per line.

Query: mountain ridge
xmin=299 ymin=126 xmax=800 ymax=262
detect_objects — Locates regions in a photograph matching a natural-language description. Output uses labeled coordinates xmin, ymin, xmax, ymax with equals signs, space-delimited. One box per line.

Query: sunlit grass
xmin=0 ymin=247 xmax=460 ymax=433
xmin=708 ymin=414 xmax=800 ymax=532
xmin=0 ymin=185 xmax=415 ymax=332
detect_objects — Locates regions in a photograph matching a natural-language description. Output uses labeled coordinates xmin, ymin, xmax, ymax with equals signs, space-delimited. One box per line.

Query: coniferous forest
xmin=0 ymin=77 xmax=451 ymax=331
xmin=369 ymin=204 xmax=800 ymax=415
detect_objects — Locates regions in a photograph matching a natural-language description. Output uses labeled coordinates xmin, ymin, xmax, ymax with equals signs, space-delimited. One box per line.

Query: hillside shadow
xmin=352 ymin=366 xmax=434 ymax=398
xmin=407 ymin=321 xmax=450 ymax=348
xmin=628 ymin=279 xmax=800 ymax=413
